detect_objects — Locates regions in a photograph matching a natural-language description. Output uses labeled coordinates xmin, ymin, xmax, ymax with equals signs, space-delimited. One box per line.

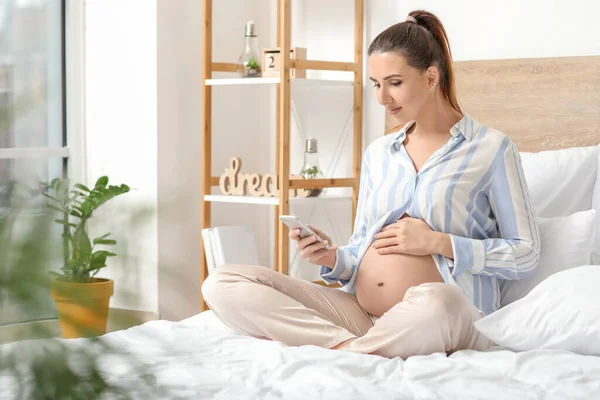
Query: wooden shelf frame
xmin=200 ymin=0 xmax=364 ymax=310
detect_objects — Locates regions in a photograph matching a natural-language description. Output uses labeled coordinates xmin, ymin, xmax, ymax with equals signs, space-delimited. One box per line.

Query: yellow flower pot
xmin=50 ymin=278 xmax=114 ymax=339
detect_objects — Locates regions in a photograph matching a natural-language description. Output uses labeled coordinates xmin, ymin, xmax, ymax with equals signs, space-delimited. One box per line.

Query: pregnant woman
xmin=202 ymin=10 xmax=540 ymax=359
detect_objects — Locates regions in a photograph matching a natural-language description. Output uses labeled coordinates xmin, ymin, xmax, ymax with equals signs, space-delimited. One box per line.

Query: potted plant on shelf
xmin=300 ymin=165 xmax=324 ymax=197
xmin=42 ymin=176 xmax=130 ymax=338
xmin=243 ymin=57 xmax=262 ymax=77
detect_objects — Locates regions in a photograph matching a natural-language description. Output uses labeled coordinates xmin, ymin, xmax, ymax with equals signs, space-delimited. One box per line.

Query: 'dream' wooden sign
xmin=219 ymin=157 xmax=311 ymax=198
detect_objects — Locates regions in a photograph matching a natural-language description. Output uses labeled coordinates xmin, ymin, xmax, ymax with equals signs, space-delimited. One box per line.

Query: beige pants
xmin=202 ymin=264 xmax=493 ymax=359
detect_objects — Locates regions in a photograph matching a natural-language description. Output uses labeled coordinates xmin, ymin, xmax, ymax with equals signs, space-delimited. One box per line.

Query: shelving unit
xmin=205 ymin=77 xmax=354 ymax=87
xmin=200 ymin=0 xmax=364 ymax=310
xmin=204 ymin=194 xmax=354 ymax=206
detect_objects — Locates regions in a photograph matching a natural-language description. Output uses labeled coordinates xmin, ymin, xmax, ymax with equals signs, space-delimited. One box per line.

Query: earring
xmin=432 ymin=82 xmax=438 ymax=88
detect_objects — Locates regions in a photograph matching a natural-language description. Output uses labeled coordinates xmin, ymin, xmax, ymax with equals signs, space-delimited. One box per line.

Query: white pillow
xmin=520 ymin=146 xmax=600 ymax=218
xmin=500 ymin=209 xmax=596 ymax=307
xmin=592 ymin=152 xmax=600 ymax=265
xmin=475 ymin=265 xmax=600 ymax=356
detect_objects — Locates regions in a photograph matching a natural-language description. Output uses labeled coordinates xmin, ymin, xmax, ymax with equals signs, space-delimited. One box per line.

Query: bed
xmin=28 ymin=306 xmax=600 ymax=399
xmin=3 ymin=56 xmax=600 ymax=399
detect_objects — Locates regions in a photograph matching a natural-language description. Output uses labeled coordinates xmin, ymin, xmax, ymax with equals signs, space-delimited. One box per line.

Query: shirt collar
xmin=390 ymin=113 xmax=482 ymax=147
xmin=390 ymin=121 xmax=413 ymax=144
xmin=450 ymin=113 xmax=481 ymax=142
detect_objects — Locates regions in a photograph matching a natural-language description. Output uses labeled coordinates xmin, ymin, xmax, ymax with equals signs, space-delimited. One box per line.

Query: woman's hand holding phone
xmin=289 ymin=225 xmax=337 ymax=268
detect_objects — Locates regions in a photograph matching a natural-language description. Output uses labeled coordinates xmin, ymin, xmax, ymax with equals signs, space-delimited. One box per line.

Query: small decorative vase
xmin=299 ymin=137 xmax=324 ymax=197
xmin=237 ymin=21 xmax=262 ymax=78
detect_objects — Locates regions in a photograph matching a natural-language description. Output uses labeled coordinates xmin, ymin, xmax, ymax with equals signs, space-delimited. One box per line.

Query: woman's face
xmin=368 ymin=52 xmax=435 ymax=123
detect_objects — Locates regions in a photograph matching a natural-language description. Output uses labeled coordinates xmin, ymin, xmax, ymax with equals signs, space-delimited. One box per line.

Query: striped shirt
xmin=320 ymin=114 xmax=541 ymax=316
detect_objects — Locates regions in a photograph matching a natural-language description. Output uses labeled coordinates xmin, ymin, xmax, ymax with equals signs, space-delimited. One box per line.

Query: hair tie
xmin=405 ymin=16 xmax=417 ymax=24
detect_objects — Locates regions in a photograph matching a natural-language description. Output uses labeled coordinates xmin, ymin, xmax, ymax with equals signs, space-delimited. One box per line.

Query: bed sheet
xmin=2 ymin=311 xmax=600 ymax=399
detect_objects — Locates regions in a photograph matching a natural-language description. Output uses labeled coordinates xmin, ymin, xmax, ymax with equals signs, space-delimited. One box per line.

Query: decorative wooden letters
xmin=218 ymin=157 xmax=241 ymax=195
xmin=219 ymin=157 xmax=312 ymax=198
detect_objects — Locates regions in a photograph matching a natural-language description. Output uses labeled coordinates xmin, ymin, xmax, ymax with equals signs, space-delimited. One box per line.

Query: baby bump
xmin=355 ymin=243 xmax=444 ymax=318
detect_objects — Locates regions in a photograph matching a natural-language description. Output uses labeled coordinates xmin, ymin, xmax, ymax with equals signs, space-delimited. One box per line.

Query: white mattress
xmin=3 ymin=311 xmax=600 ymax=399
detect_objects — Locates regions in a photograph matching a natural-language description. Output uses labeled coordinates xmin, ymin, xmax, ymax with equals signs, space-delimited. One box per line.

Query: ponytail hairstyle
xmin=368 ymin=10 xmax=462 ymax=114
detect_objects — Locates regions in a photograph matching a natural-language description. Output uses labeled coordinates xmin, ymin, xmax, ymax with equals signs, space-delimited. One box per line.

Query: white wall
xmin=156 ymin=0 xmax=203 ymax=321
xmin=85 ymin=0 xmax=158 ymax=312
xmin=395 ymin=0 xmax=599 ymax=62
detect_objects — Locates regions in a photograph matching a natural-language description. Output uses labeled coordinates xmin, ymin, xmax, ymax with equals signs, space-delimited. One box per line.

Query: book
xmin=201 ymin=228 xmax=217 ymax=274
xmin=201 ymin=225 xmax=261 ymax=274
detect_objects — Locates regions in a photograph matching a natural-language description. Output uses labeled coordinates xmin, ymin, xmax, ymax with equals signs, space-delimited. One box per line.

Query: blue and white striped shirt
xmin=320 ymin=114 xmax=541 ymax=316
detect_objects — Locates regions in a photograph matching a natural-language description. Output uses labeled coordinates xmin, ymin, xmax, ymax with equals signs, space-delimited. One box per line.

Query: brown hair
xmin=368 ymin=10 xmax=462 ymax=114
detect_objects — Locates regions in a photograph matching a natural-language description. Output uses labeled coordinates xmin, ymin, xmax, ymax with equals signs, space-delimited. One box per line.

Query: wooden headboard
xmin=384 ymin=55 xmax=600 ymax=152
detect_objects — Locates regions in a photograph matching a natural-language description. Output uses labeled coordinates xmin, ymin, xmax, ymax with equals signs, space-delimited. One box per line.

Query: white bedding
xmin=5 ymin=311 xmax=598 ymax=400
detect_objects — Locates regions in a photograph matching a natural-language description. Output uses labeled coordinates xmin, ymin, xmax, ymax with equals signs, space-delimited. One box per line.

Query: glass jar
xmin=237 ymin=21 xmax=262 ymax=78
xmin=299 ymin=137 xmax=324 ymax=197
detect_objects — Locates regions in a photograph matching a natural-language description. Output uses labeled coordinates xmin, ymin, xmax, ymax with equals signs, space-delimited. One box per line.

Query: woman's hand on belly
xmin=355 ymin=243 xmax=444 ymax=317
xmin=372 ymin=217 xmax=436 ymax=256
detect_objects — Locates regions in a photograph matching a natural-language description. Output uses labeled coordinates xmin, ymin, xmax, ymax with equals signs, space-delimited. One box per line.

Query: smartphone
xmin=279 ymin=215 xmax=332 ymax=250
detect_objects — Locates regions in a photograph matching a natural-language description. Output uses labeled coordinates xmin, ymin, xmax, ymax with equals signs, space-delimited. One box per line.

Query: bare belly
xmin=355 ymin=242 xmax=444 ymax=318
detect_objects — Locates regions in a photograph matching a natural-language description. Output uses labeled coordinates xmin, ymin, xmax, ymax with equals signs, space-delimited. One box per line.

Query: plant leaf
xmin=93 ymin=238 xmax=116 ymax=245
xmin=92 ymin=250 xmax=117 ymax=259
xmin=72 ymin=205 xmax=85 ymax=214
xmin=49 ymin=271 xmax=65 ymax=279
xmin=69 ymin=210 xmax=82 ymax=218
xmin=66 ymin=258 xmax=80 ymax=268
xmin=90 ymin=264 xmax=107 ymax=274
xmin=74 ymin=183 xmax=91 ymax=192
xmin=50 ymin=177 xmax=61 ymax=190
xmin=69 ymin=191 xmax=86 ymax=201
xmin=54 ymin=219 xmax=77 ymax=228
xmin=95 ymin=176 xmax=109 ymax=189
xmin=73 ymin=228 xmax=93 ymax=265
xmin=89 ymin=258 xmax=107 ymax=269
xmin=41 ymin=192 xmax=60 ymax=202
xmin=80 ymin=201 xmax=93 ymax=216
xmin=57 ymin=178 xmax=70 ymax=198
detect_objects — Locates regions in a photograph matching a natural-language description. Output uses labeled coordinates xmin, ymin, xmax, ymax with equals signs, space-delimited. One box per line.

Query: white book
xmin=201 ymin=228 xmax=217 ymax=274
xmin=202 ymin=225 xmax=261 ymax=274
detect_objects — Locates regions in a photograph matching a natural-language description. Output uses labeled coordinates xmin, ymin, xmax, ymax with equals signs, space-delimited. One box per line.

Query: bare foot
xmin=331 ymin=338 xmax=357 ymax=350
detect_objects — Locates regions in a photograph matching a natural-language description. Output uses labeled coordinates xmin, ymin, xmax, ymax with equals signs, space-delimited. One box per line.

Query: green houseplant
xmin=42 ymin=176 xmax=130 ymax=338
xmin=243 ymin=56 xmax=262 ymax=77
xmin=300 ymin=165 xmax=324 ymax=197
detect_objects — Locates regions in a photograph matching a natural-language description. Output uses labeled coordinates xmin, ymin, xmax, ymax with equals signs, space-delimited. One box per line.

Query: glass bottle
xmin=237 ymin=21 xmax=262 ymax=78
xmin=300 ymin=137 xmax=324 ymax=197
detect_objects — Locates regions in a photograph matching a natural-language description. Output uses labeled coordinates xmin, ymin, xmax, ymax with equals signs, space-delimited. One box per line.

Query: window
xmin=0 ymin=0 xmax=66 ymax=324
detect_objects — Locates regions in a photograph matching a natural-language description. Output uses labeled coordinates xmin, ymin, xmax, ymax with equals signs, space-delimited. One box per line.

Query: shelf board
xmin=205 ymin=77 xmax=354 ymax=88
xmin=205 ymin=194 xmax=352 ymax=206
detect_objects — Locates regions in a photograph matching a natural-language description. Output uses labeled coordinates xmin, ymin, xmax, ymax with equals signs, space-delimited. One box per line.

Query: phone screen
xmin=279 ymin=216 xmax=331 ymax=250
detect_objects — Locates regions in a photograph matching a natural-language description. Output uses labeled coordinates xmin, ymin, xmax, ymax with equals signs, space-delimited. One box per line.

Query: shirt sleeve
xmin=320 ymin=148 xmax=372 ymax=286
xmin=450 ymin=140 xmax=541 ymax=280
